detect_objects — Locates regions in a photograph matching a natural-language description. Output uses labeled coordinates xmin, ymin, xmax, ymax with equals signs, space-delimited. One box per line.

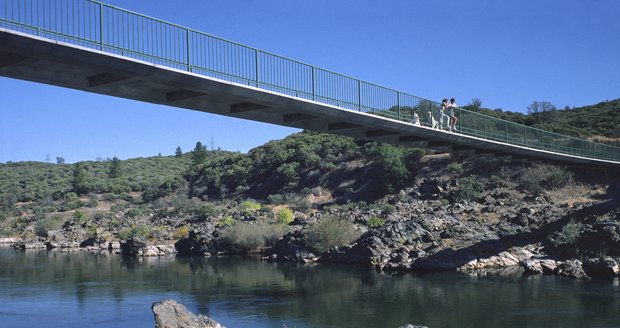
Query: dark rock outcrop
xmin=121 ymin=238 xmax=175 ymax=256
xmin=582 ymin=257 xmax=619 ymax=278
xmin=121 ymin=237 xmax=148 ymax=256
xmin=152 ymin=299 xmax=224 ymax=328
xmin=266 ymin=230 xmax=316 ymax=262
xmin=555 ymin=259 xmax=589 ymax=279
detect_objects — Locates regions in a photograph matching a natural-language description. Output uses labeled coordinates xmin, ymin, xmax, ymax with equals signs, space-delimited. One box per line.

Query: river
xmin=1 ymin=246 xmax=619 ymax=328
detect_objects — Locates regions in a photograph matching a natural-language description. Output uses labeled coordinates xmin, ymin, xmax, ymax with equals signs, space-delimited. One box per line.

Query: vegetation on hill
xmin=463 ymin=98 xmax=620 ymax=142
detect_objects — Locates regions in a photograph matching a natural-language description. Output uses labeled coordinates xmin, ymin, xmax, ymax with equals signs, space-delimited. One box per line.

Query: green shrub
xmin=276 ymin=207 xmax=294 ymax=225
xmin=551 ymin=222 xmax=584 ymax=246
xmin=73 ymin=210 xmax=87 ymax=225
xmin=125 ymin=207 xmax=151 ymax=218
xmin=381 ymin=204 xmax=397 ymax=214
xmin=489 ymin=175 xmax=503 ymax=187
xmin=198 ymin=203 xmax=219 ymax=220
xmin=366 ymin=142 xmax=410 ymax=193
xmin=92 ymin=211 xmax=107 ymax=221
xmin=34 ymin=215 xmax=65 ymax=237
xmin=452 ymin=176 xmax=484 ymax=203
xmin=220 ymin=222 xmax=287 ymax=253
xmin=116 ymin=224 xmax=152 ymax=240
xmin=173 ymin=226 xmax=190 ymax=239
xmin=367 ymin=216 xmax=385 ymax=228
xmin=545 ymin=169 xmax=570 ymax=189
xmin=267 ymin=194 xmax=285 ymax=204
xmin=87 ymin=196 xmax=99 ymax=208
xmin=520 ymin=177 xmax=544 ymax=196
xmin=305 ymin=216 xmax=362 ymax=253
xmin=239 ymin=200 xmax=261 ymax=216
xmin=60 ymin=192 xmax=82 ymax=211
xmin=448 ymin=162 xmax=464 ymax=174
xmin=116 ymin=227 xmax=132 ymax=240
xmin=218 ymin=215 xmax=235 ymax=227
xmin=291 ymin=199 xmax=311 ymax=212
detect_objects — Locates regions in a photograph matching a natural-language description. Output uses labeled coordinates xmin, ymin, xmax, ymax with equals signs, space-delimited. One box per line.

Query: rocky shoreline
xmin=5 ymin=184 xmax=619 ymax=280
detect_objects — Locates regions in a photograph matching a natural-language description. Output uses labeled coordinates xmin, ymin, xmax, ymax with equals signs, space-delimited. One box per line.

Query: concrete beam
xmin=427 ymin=140 xmax=452 ymax=148
xmin=328 ymin=122 xmax=362 ymax=131
xmin=166 ymin=89 xmax=205 ymax=103
xmin=282 ymin=113 xmax=318 ymax=123
xmin=230 ymin=102 xmax=268 ymax=114
xmin=365 ymin=129 xmax=399 ymax=138
xmin=87 ymin=73 xmax=132 ymax=88
xmin=0 ymin=52 xmax=34 ymax=72
xmin=399 ymin=135 xmax=428 ymax=143
xmin=452 ymin=145 xmax=476 ymax=152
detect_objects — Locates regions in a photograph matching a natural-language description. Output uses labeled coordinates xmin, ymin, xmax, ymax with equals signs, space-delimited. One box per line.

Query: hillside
xmin=1 ymin=106 xmax=620 ymax=279
xmin=465 ymin=98 xmax=620 ymax=143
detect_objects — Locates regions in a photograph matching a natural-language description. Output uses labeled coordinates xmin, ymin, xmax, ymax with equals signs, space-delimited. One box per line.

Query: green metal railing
xmin=1 ymin=0 xmax=619 ymax=162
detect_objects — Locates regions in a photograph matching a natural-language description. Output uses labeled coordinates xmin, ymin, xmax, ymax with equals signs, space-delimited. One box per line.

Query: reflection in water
xmin=1 ymin=246 xmax=620 ymax=328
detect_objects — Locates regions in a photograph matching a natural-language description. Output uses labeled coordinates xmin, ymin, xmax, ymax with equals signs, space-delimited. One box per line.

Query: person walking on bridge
xmin=448 ymin=98 xmax=459 ymax=132
xmin=440 ymin=99 xmax=451 ymax=130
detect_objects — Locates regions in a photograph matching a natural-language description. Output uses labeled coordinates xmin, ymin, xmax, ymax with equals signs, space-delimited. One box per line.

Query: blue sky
xmin=1 ymin=0 xmax=619 ymax=163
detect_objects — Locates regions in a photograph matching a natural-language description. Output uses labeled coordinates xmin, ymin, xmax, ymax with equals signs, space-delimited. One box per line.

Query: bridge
xmin=1 ymin=0 xmax=619 ymax=167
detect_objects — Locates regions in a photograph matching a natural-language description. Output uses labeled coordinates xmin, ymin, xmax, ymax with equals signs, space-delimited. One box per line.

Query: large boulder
xmin=459 ymin=247 xmax=534 ymax=270
xmin=120 ymin=237 xmax=148 ymax=256
xmin=555 ymin=259 xmax=589 ymax=279
xmin=175 ymin=231 xmax=215 ymax=256
xmin=152 ymin=299 xmax=224 ymax=328
xmin=266 ymin=230 xmax=316 ymax=262
xmin=523 ymin=259 xmax=557 ymax=275
xmin=582 ymin=257 xmax=619 ymax=278
xmin=121 ymin=238 xmax=176 ymax=256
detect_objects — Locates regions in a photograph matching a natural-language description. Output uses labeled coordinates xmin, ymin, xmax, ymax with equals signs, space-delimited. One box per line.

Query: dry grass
xmin=549 ymin=183 xmax=606 ymax=207
xmin=589 ymin=135 xmax=620 ymax=147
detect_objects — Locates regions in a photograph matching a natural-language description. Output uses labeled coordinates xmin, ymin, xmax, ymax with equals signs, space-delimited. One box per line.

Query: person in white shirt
xmin=440 ymin=98 xmax=450 ymax=130
xmin=448 ymin=98 xmax=458 ymax=131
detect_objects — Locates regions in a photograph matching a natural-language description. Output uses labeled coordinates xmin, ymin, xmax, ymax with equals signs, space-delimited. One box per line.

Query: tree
xmin=191 ymin=141 xmax=208 ymax=165
xmin=175 ymin=146 xmax=183 ymax=157
xmin=469 ymin=98 xmax=482 ymax=109
xmin=56 ymin=157 xmax=65 ymax=165
xmin=109 ymin=157 xmax=122 ymax=178
xmin=72 ymin=163 xmax=88 ymax=195
xmin=527 ymin=101 xmax=557 ymax=124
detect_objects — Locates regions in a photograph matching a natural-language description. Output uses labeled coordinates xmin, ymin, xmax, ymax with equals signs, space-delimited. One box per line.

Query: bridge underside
xmin=0 ymin=28 xmax=617 ymax=167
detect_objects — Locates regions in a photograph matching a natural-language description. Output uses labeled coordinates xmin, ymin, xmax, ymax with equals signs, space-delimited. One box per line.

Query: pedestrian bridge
xmin=1 ymin=0 xmax=619 ymax=167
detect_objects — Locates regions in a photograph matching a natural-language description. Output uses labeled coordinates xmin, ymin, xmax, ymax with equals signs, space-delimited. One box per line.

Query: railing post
xmin=99 ymin=3 xmax=104 ymax=50
xmin=311 ymin=66 xmax=315 ymax=101
xmin=396 ymin=91 xmax=400 ymax=120
xmin=186 ymin=29 xmax=191 ymax=72
xmin=523 ymin=127 xmax=527 ymax=145
xmin=505 ymin=121 xmax=508 ymax=141
xmin=254 ymin=49 xmax=259 ymax=87
xmin=357 ymin=80 xmax=361 ymax=111
xmin=483 ymin=116 xmax=487 ymax=137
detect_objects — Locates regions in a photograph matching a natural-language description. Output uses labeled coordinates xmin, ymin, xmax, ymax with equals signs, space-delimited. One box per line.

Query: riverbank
xmin=5 ymin=166 xmax=620 ymax=280
xmin=2 ymin=133 xmax=619 ymax=280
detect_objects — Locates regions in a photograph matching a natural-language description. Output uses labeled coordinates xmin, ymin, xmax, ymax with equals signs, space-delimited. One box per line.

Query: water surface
xmin=1 ymin=246 xmax=619 ymax=327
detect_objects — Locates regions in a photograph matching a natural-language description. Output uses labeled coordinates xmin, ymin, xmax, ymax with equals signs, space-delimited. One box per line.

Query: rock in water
xmin=121 ymin=237 xmax=147 ymax=256
xmin=397 ymin=325 xmax=429 ymax=328
xmin=152 ymin=299 xmax=224 ymax=328
xmin=555 ymin=259 xmax=589 ymax=279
